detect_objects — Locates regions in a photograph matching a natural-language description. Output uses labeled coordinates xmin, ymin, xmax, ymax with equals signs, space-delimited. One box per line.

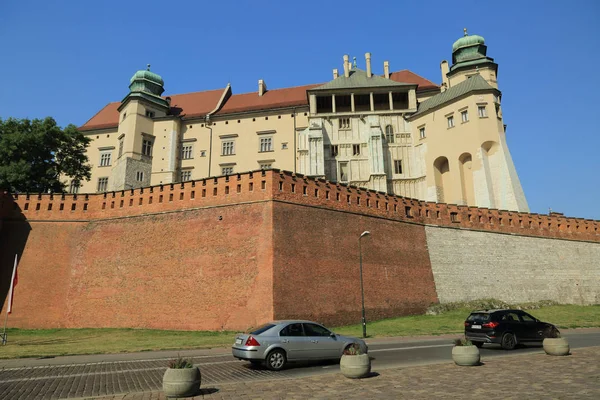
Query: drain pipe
xmin=293 ymin=107 xmax=297 ymax=173
xmin=205 ymin=116 xmax=213 ymax=177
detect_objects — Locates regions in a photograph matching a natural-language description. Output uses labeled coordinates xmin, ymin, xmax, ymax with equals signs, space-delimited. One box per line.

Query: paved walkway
xmin=85 ymin=346 xmax=600 ymax=400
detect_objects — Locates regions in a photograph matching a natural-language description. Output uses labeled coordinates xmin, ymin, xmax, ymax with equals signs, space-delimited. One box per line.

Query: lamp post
xmin=359 ymin=230 xmax=370 ymax=338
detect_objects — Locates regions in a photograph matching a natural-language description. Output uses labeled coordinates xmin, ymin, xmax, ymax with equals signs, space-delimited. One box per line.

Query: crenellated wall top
xmin=1 ymin=169 xmax=598 ymax=243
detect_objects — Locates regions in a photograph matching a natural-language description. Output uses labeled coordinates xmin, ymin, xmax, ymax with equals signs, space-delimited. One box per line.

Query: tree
xmin=0 ymin=117 xmax=91 ymax=193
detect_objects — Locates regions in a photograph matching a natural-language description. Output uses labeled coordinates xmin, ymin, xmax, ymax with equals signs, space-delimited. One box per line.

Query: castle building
xmin=77 ymin=30 xmax=528 ymax=212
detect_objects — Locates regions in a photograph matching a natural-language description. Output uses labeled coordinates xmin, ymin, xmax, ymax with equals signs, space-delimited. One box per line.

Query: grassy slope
xmin=1 ymin=305 xmax=598 ymax=359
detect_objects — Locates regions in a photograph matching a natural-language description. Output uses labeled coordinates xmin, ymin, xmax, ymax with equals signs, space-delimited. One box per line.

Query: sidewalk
xmin=85 ymin=346 xmax=600 ymax=400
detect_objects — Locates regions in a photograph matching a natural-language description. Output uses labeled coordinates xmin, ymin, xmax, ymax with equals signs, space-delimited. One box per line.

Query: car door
xmin=302 ymin=323 xmax=341 ymax=359
xmin=278 ymin=323 xmax=311 ymax=360
xmin=518 ymin=312 xmax=545 ymax=342
xmin=501 ymin=311 xmax=525 ymax=341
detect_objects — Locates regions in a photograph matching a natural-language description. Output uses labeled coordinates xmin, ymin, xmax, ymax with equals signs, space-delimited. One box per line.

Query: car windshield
xmin=467 ymin=313 xmax=491 ymax=322
xmin=248 ymin=324 xmax=276 ymax=335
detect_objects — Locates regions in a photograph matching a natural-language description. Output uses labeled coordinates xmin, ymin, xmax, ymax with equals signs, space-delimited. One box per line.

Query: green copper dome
xmin=121 ymin=64 xmax=169 ymax=110
xmin=130 ymin=65 xmax=164 ymax=86
xmin=128 ymin=64 xmax=165 ymax=97
xmin=452 ymin=29 xmax=485 ymax=52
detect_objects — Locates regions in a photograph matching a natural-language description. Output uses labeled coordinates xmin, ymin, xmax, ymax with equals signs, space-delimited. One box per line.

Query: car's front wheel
xmin=266 ymin=349 xmax=287 ymax=371
xmin=501 ymin=333 xmax=516 ymax=350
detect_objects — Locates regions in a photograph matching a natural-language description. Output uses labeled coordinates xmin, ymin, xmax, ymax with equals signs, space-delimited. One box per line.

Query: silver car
xmin=231 ymin=320 xmax=368 ymax=371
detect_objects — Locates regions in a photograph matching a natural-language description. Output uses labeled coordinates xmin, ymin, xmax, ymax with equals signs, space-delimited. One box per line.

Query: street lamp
xmin=359 ymin=230 xmax=370 ymax=338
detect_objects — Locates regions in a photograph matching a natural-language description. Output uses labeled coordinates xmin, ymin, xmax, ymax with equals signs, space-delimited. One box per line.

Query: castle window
xmin=68 ymin=180 xmax=80 ymax=194
xmin=281 ymin=142 xmax=288 ymax=150
xmin=394 ymin=160 xmax=403 ymax=174
xmin=99 ymin=151 xmax=112 ymax=167
xmin=331 ymin=145 xmax=339 ymax=157
xmin=181 ymin=170 xmax=192 ymax=181
xmin=142 ymin=138 xmax=154 ymax=156
xmin=385 ymin=125 xmax=394 ymax=143
xmin=222 ymin=140 xmax=235 ymax=156
xmin=461 ymin=110 xmax=469 ymax=123
xmin=339 ymin=162 xmax=349 ymax=182
xmin=145 ymin=110 xmax=155 ymax=118
xmin=259 ymin=137 xmax=273 ymax=152
xmin=222 ymin=166 xmax=233 ymax=175
xmin=181 ymin=145 xmax=193 ymax=160
xmin=200 ymin=150 xmax=206 ymax=157
xmin=447 ymin=116 xmax=455 ymax=128
xmin=97 ymin=177 xmax=108 ymax=192
xmin=419 ymin=127 xmax=426 ymax=139
xmin=118 ymin=136 xmax=124 ymax=158
xmin=478 ymin=105 xmax=487 ymax=118
xmin=353 ymin=144 xmax=361 ymax=156
xmin=339 ymin=118 xmax=350 ymax=130
xmin=136 ymin=171 xmax=144 ymax=182
xmin=259 ymin=163 xmax=272 ymax=170
xmin=122 ymin=112 xmax=127 ymax=121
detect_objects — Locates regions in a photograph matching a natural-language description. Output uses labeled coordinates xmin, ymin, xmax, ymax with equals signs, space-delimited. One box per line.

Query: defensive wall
xmin=0 ymin=170 xmax=599 ymax=330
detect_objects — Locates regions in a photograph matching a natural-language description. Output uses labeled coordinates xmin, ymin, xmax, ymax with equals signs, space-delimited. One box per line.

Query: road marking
xmin=369 ymin=344 xmax=453 ymax=353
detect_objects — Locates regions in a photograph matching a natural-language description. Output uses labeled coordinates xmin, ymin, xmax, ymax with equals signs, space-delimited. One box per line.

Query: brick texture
xmin=272 ymin=202 xmax=438 ymax=326
xmin=1 ymin=169 xmax=599 ymax=330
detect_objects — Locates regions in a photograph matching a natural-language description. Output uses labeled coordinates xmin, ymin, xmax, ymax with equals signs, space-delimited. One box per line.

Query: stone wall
xmin=1 ymin=169 xmax=599 ymax=331
xmin=426 ymin=226 xmax=600 ymax=305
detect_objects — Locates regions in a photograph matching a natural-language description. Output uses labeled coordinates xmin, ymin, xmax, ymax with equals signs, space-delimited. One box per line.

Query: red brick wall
xmin=271 ymin=202 xmax=438 ymax=327
xmin=2 ymin=203 xmax=274 ymax=331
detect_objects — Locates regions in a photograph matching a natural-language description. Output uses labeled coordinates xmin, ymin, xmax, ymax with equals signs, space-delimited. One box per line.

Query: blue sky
xmin=1 ymin=1 xmax=599 ymax=220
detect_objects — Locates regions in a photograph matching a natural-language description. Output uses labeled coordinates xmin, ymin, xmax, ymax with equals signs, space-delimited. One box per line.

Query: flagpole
xmin=2 ymin=254 xmax=18 ymax=345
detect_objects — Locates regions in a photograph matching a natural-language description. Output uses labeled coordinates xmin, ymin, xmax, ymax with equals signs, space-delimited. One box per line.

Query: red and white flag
xmin=7 ymin=254 xmax=18 ymax=314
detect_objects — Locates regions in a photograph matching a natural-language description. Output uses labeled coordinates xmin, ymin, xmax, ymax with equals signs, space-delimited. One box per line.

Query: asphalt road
xmin=0 ymin=330 xmax=598 ymax=400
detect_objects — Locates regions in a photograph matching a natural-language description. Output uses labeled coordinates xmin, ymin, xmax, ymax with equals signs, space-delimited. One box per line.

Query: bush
xmin=453 ymin=337 xmax=473 ymax=346
xmin=168 ymin=356 xmax=194 ymax=369
xmin=426 ymin=299 xmax=559 ymax=315
xmin=343 ymin=343 xmax=363 ymax=355
xmin=542 ymin=325 xmax=561 ymax=338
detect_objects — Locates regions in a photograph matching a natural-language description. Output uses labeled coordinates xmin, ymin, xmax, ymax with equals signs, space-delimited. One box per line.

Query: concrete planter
xmin=340 ymin=354 xmax=371 ymax=378
xmin=543 ymin=338 xmax=570 ymax=356
xmin=452 ymin=345 xmax=480 ymax=366
xmin=162 ymin=366 xmax=201 ymax=398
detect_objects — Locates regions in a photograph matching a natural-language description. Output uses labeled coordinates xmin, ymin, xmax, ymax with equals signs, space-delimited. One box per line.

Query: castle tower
xmin=444 ymin=28 xmax=499 ymax=89
xmin=112 ymin=65 xmax=176 ymax=191
xmin=410 ymin=30 xmax=529 ymax=212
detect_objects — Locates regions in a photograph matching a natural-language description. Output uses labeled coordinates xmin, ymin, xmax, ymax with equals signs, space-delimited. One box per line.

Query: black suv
xmin=464 ymin=309 xmax=558 ymax=350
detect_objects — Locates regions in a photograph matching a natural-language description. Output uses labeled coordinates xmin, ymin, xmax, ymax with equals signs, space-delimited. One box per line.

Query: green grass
xmin=1 ymin=305 xmax=598 ymax=360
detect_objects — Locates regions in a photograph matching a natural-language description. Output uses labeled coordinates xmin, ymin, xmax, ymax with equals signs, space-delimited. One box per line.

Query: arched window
xmin=385 ymin=125 xmax=394 ymax=143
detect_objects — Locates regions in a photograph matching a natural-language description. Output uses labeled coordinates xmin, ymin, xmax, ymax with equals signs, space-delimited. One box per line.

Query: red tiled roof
xmin=79 ymin=88 xmax=226 ymax=131
xmin=389 ymin=70 xmax=439 ymax=90
xmin=216 ymin=84 xmax=321 ymax=116
xmin=79 ymin=70 xmax=438 ymax=131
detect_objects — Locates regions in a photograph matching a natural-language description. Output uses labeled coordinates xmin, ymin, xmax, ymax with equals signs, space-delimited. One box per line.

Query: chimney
xmin=333 ymin=68 xmax=339 ymax=79
xmin=383 ymin=61 xmax=390 ymax=79
xmin=343 ymin=55 xmax=350 ymax=77
xmin=365 ymin=52 xmax=372 ymax=77
xmin=440 ymin=60 xmax=450 ymax=91
xmin=258 ymin=79 xmax=267 ymax=96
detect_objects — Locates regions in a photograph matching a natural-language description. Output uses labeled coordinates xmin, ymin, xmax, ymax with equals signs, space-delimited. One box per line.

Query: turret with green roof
xmin=120 ymin=64 xmax=170 ymax=110
xmin=450 ymin=29 xmax=496 ymax=73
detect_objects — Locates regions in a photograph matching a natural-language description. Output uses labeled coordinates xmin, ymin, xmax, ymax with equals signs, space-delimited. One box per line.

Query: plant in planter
xmin=542 ymin=325 xmax=570 ymax=356
xmin=452 ymin=337 xmax=480 ymax=366
xmin=340 ymin=343 xmax=371 ymax=379
xmin=163 ymin=356 xmax=201 ymax=398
